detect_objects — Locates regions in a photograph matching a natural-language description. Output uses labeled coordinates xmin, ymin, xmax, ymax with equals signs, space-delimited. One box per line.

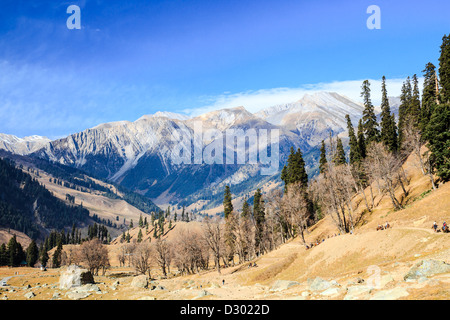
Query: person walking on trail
xmin=433 ymin=221 xmax=438 ymax=232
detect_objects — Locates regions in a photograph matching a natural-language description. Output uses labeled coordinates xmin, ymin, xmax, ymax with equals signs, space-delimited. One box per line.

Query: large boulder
xmin=308 ymin=277 xmax=332 ymax=291
xmin=130 ymin=275 xmax=149 ymax=289
xmin=404 ymin=260 xmax=450 ymax=281
xmin=270 ymin=280 xmax=300 ymax=292
xmin=59 ymin=265 xmax=95 ymax=290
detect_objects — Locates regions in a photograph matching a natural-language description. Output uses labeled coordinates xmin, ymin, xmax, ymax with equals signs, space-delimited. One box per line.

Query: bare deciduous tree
xmin=79 ymin=239 xmax=110 ymax=276
xmin=173 ymin=229 xmax=209 ymax=275
xmin=365 ymin=142 xmax=406 ymax=210
xmin=402 ymin=118 xmax=436 ymax=189
xmin=132 ymin=242 xmax=153 ymax=277
xmin=154 ymin=238 xmax=172 ymax=278
xmin=202 ymin=216 xmax=224 ymax=274
xmin=280 ymin=182 xmax=310 ymax=243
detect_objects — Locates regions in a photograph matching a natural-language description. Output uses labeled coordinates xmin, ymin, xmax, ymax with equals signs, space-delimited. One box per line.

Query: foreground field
xmin=1 ymin=152 xmax=449 ymax=300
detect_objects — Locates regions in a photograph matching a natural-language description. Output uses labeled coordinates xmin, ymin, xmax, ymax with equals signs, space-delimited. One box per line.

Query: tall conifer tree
xmin=361 ymin=80 xmax=380 ymax=144
xmin=380 ymin=76 xmax=398 ymax=152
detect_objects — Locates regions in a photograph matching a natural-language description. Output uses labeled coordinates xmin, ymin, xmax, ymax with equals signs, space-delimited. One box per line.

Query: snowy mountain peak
xmin=0 ymin=133 xmax=51 ymax=155
xmin=137 ymin=111 xmax=190 ymax=122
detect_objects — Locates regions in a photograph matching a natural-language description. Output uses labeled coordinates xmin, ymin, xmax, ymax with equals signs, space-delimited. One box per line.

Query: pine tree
xmin=380 ymin=76 xmax=398 ymax=152
xmin=0 ymin=243 xmax=7 ymax=266
xmin=361 ymin=80 xmax=380 ymax=144
xmin=26 ymin=240 xmax=39 ymax=267
xmin=424 ymin=103 xmax=450 ymax=182
xmin=357 ymin=119 xmax=367 ymax=159
xmin=345 ymin=115 xmax=360 ymax=164
xmin=223 ymin=185 xmax=233 ymax=219
xmin=281 ymin=147 xmax=308 ymax=190
xmin=137 ymin=229 xmax=143 ymax=243
xmin=421 ymin=63 xmax=439 ymax=130
xmin=40 ymin=243 xmax=49 ymax=268
xmin=52 ymin=240 xmax=63 ymax=268
xmin=7 ymin=235 xmax=19 ymax=267
xmin=241 ymin=197 xmax=251 ymax=218
xmin=319 ymin=140 xmax=328 ymax=173
xmin=129 ymin=219 xmax=133 ymax=228
xmin=439 ymin=34 xmax=450 ymax=104
xmin=253 ymin=189 xmax=265 ymax=255
xmin=410 ymin=74 xmax=421 ymax=121
xmin=139 ymin=215 xmax=143 ymax=228
xmin=398 ymin=77 xmax=413 ymax=148
xmin=334 ymin=137 xmax=346 ymax=166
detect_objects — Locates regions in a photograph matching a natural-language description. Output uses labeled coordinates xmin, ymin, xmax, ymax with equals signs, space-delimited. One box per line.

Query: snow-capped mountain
xmin=255 ymin=92 xmax=364 ymax=146
xmin=0 ymin=134 xmax=50 ymax=155
xmin=0 ymin=91 xmax=370 ymax=208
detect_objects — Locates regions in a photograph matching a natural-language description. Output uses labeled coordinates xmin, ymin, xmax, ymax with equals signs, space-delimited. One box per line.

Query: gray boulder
xmin=59 ymin=265 xmax=95 ymax=290
xmin=308 ymin=277 xmax=332 ymax=291
xmin=344 ymin=285 xmax=372 ymax=300
xmin=24 ymin=292 xmax=35 ymax=299
xmin=404 ymin=260 xmax=450 ymax=281
xmin=131 ymin=275 xmax=149 ymax=289
xmin=270 ymin=280 xmax=300 ymax=292
xmin=66 ymin=291 xmax=91 ymax=300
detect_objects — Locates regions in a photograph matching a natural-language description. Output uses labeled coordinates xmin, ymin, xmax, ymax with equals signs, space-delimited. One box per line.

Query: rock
xmin=369 ymin=287 xmax=409 ymax=300
xmin=404 ymin=260 xmax=450 ymax=281
xmin=23 ymin=284 xmax=31 ymax=289
xmin=308 ymin=277 xmax=332 ymax=291
xmin=320 ymin=287 xmax=340 ymax=296
xmin=130 ymin=275 xmax=148 ymax=289
xmin=196 ymin=290 xmax=212 ymax=298
xmin=301 ymin=291 xmax=310 ymax=297
xmin=344 ymin=286 xmax=372 ymax=300
xmin=2 ymin=295 xmax=7 ymax=300
xmin=59 ymin=265 xmax=95 ymax=290
xmin=24 ymin=292 xmax=35 ymax=299
xmin=270 ymin=280 xmax=300 ymax=292
xmin=155 ymin=285 xmax=166 ymax=290
xmin=417 ymin=277 xmax=428 ymax=284
xmin=330 ymin=280 xmax=341 ymax=287
xmin=380 ymin=274 xmax=395 ymax=288
xmin=66 ymin=291 xmax=91 ymax=300
xmin=52 ymin=292 xmax=61 ymax=299
xmin=75 ymin=284 xmax=101 ymax=293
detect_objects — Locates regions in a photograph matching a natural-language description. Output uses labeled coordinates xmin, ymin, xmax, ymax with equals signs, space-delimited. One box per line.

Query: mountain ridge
xmin=0 ymin=91 xmax=393 ymax=209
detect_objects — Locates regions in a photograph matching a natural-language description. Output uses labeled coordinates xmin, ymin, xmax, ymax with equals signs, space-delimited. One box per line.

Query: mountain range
xmin=0 ymin=92 xmax=399 ymax=211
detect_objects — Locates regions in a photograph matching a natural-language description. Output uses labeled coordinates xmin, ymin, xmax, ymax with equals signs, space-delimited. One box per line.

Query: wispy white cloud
xmin=182 ymin=77 xmax=424 ymax=116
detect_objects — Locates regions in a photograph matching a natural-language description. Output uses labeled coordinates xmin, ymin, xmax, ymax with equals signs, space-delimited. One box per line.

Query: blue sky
xmin=1 ymin=0 xmax=449 ymax=139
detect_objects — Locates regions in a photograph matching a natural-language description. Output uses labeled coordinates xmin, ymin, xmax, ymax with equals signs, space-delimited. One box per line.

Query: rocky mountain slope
xmin=1 ymin=92 xmax=369 ymax=209
xmin=0 ymin=134 xmax=50 ymax=156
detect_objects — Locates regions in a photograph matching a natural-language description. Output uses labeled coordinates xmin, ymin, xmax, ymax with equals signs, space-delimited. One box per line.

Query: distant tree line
xmin=0 ymin=157 xmax=90 ymax=239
